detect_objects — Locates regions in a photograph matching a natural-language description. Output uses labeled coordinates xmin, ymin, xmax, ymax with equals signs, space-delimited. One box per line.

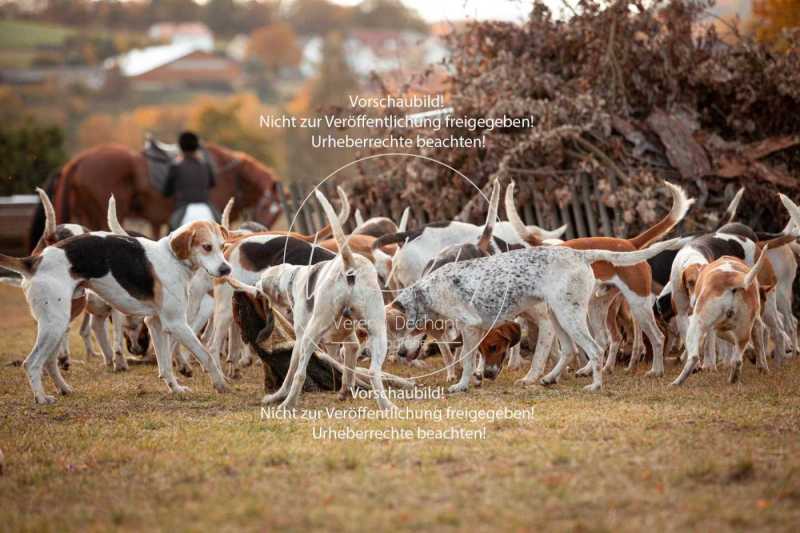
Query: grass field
xmin=0 ymin=20 xmax=75 ymax=50
xmin=1 ymin=283 xmax=799 ymax=531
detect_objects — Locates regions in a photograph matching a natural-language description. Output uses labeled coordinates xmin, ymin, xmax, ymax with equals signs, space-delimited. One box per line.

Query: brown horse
xmin=49 ymin=142 xmax=281 ymax=237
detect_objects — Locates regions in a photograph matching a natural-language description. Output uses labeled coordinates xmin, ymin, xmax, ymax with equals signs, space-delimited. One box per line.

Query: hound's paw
xmin=58 ymin=384 xmax=74 ymax=396
xmin=668 ymin=379 xmax=683 ymax=387
xmin=35 ymin=394 xmax=56 ymax=405
xmin=515 ymin=378 xmax=537 ymax=387
xmin=213 ymin=381 xmax=230 ymax=394
xmin=539 ymin=376 xmax=558 ymax=386
xmin=170 ymin=384 xmax=191 ymax=395
xmin=757 ymin=366 xmax=769 ymax=374
xmin=700 ymin=365 xmax=718 ymax=373
xmin=575 ymin=367 xmax=592 ymax=377
xmin=447 ymin=383 xmax=469 ymax=394
xmin=645 ymin=369 xmax=664 ymax=378
xmin=377 ymin=401 xmax=398 ymax=412
xmin=583 ymin=383 xmax=602 ymax=392
xmin=113 ymin=363 xmax=129 ymax=373
xmin=337 ymin=389 xmax=352 ymax=401
xmin=262 ymin=392 xmax=286 ymax=405
xmin=277 ymin=400 xmax=298 ymax=411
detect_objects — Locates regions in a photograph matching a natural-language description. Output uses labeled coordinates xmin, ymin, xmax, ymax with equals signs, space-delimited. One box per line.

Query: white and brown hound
xmin=254 ymin=189 xmax=395 ymax=410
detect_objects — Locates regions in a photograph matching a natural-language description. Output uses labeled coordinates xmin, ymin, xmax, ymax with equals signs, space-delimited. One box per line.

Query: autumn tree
xmin=310 ymin=32 xmax=358 ymax=108
xmin=247 ymin=22 xmax=302 ymax=73
xmin=752 ymin=0 xmax=800 ymax=48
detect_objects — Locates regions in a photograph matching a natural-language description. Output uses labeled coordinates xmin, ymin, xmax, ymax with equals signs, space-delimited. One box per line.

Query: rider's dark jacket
xmin=163 ymin=154 xmax=215 ymax=207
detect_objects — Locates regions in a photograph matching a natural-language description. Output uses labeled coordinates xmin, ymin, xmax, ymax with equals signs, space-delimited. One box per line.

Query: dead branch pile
xmin=345 ymin=0 xmax=800 ymax=235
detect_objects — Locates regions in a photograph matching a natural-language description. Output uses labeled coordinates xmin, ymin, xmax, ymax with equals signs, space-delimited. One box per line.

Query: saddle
xmin=141 ymin=134 xmax=219 ymax=193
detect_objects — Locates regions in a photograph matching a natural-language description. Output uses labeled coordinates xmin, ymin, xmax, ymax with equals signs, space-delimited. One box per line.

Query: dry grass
xmin=1 ymin=283 xmax=800 ymax=532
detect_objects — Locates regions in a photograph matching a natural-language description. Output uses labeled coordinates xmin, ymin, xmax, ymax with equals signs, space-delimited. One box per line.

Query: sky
xmin=331 ymin=0 xmax=565 ymax=23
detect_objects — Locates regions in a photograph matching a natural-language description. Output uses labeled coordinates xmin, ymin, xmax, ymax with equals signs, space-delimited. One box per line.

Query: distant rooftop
xmin=106 ymin=42 xmax=207 ymax=77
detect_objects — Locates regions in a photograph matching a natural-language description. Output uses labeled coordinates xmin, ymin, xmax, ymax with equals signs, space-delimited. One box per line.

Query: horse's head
xmin=206 ymin=144 xmax=281 ymax=228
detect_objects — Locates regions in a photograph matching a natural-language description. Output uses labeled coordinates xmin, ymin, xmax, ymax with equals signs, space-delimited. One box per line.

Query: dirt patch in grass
xmin=1 ymin=284 xmax=799 ymax=531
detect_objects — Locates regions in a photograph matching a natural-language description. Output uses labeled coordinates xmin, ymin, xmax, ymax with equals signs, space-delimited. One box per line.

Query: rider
xmin=163 ymin=131 xmax=218 ymax=230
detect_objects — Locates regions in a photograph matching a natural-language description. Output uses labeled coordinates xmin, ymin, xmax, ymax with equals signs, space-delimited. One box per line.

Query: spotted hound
xmin=390 ymin=236 xmax=686 ymax=393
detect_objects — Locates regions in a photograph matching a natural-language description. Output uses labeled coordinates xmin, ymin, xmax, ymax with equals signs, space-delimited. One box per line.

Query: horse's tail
xmin=27 ymin=167 xmax=60 ymax=252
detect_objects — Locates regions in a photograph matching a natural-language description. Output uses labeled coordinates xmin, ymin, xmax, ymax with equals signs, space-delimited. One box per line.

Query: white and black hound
xmin=1 ymin=216 xmax=232 ymax=404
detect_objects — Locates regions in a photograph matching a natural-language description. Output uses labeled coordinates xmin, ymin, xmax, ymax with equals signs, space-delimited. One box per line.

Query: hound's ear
xmin=506 ymin=324 xmax=522 ymax=347
xmin=682 ymin=265 xmax=701 ymax=294
xmin=170 ymin=229 xmax=195 ymax=260
xmin=218 ymin=224 xmax=231 ymax=241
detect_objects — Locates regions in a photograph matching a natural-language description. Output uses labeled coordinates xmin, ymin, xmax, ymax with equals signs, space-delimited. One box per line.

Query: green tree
xmin=354 ymin=0 xmax=428 ymax=33
xmin=0 ymin=122 xmax=66 ymax=195
xmin=310 ymin=32 xmax=358 ymax=108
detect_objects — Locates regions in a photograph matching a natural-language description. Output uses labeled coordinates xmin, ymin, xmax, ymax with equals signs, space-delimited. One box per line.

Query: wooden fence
xmin=277 ymin=175 xmax=619 ymax=239
xmin=0 ymin=195 xmax=38 ymax=256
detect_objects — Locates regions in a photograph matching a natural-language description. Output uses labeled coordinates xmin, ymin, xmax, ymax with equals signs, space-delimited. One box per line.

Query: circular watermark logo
xmin=279 ymin=152 xmax=514 ymax=383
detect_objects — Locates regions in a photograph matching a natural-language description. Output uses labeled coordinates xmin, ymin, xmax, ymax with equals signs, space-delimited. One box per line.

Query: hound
xmin=1 ymin=215 xmax=232 ymax=404
xmin=81 ymin=290 xmax=151 ymax=368
xmin=669 ymin=240 xmax=787 ymax=386
xmin=28 ymin=188 xmax=91 ymax=370
xmin=390 ymin=237 xmax=686 ymax=393
xmin=353 ymin=207 xmax=410 ymax=238
xmin=372 ymin=207 xmax=565 ymax=290
xmin=506 ymin=180 xmax=693 ymax=378
xmin=668 ymin=195 xmax=800 ymax=367
xmin=204 ymin=191 xmax=349 ymax=372
xmin=392 ymin=180 xmax=502 ymax=376
xmin=254 ymin=189 xmax=395 ymax=410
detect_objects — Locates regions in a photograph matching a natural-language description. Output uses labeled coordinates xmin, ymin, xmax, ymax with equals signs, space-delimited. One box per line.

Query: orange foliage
xmin=247 ymin=22 xmax=302 ymax=72
xmin=752 ymin=0 xmax=800 ymax=47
